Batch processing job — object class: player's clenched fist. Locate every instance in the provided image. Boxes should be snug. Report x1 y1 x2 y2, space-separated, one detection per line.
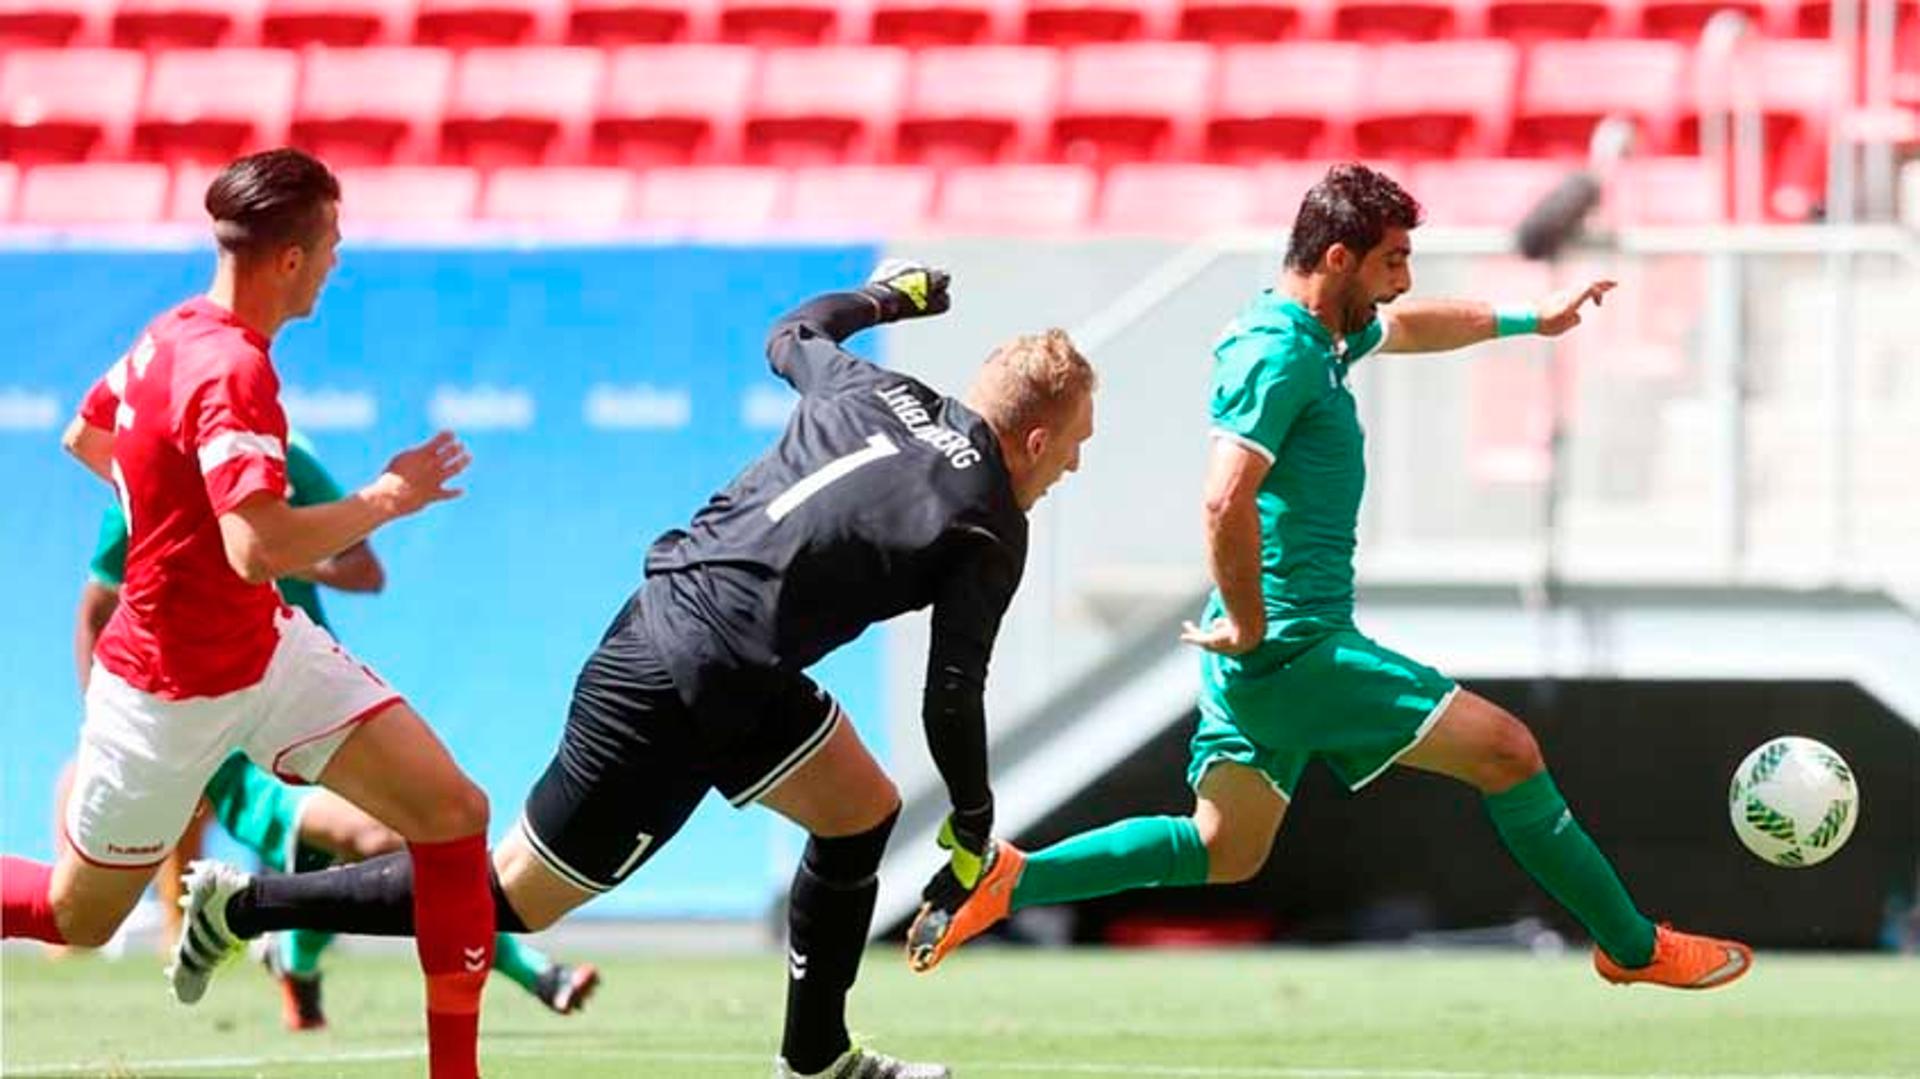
368 430 470 517
861 259 952 322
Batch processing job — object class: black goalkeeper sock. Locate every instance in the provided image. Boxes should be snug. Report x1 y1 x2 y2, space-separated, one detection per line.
225 851 528 939
781 807 898 1075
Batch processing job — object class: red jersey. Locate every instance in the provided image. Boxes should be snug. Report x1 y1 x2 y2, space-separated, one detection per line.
79 298 291 699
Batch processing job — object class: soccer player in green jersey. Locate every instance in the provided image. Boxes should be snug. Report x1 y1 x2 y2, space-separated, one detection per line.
67 433 600 1029
908 164 1754 991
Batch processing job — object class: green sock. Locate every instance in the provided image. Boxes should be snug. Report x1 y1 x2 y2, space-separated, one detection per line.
1485 771 1656 968
279 928 331 978
1011 816 1211 912
491 933 554 993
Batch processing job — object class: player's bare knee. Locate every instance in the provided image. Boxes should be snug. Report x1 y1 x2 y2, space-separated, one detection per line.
348 822 404 860
407 780 489 842
1482 721 1546 792
1204 836 1270 884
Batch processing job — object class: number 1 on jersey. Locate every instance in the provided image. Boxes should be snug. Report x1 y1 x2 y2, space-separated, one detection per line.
767 434 900 523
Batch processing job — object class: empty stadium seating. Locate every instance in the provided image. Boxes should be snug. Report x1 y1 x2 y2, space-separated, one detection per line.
0 0 116 48
135 48 298 164
631 164 784 229
742 45 908 163
0 48 144 164
787 163 938 229
896 45 1056 164
15 162 169 223
291 46 452 165
482 164 634 223
593 44 755 165
0 0 1898 232
439 46 603 166
336 163 482 222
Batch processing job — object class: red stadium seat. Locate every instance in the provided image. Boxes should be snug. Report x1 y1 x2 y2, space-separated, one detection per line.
260 0 416 45
593 45 755 166
292 47 453 166
569 0 715 43
335 165 481 224
1023 0 1180 45
869 0 1021 45
1511 40 1686 159
0 48 144 164
716 0 858 43
1789 0 1917 37
1098 163 1254 232
787 165 937 231
1683 39 1843 219
1050 43 1213 165
0 162 17 219
1483 0 1617 40
17 162 169 224
1410 158 1567 226
632 165 787 230
1632 0 1767 40
897 46 1057 165
1207 42 1366 162
1176 0 1318 43
744 46 909 165
1352 41 1519 160
0 0 115 47
168 162 221 221
1329 0 1463 41
135 49 297 166
1248 158 1338 223
441 47 603 167
112 0 264 47
481 166 634 225
935 164 1096 230
414 0 567 46
1608 155 1723 224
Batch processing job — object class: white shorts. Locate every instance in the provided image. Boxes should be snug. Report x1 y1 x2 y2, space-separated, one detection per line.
66 607 403 869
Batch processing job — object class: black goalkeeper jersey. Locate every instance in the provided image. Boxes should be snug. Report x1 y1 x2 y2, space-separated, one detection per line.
639 290 1026 813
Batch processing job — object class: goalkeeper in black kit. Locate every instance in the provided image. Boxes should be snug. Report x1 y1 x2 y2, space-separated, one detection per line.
174 262 1099 1079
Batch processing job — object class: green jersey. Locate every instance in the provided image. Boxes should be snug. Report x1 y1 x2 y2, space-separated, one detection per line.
89 432 346 632
1205 290 1388 642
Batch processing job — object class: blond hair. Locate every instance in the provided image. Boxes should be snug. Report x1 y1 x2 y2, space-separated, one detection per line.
970 329 1097 435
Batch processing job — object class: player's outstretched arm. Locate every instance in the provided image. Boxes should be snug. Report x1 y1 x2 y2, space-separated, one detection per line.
1381 280 1616 354
765 260 951 394
917 532 1016 901
217 431 468 585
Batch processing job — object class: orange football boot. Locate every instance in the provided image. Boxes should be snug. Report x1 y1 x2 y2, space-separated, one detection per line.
905 841 1025 974
1594 923 1753 990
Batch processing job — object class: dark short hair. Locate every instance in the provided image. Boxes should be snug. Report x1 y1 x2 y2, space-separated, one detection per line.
1283 164 1423 273
204 148 341 259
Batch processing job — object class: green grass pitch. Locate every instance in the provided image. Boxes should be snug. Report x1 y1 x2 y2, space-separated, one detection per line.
5 948 1918 1077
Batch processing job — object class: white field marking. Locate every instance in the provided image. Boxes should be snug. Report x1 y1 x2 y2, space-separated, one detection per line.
4 1045 1899 1079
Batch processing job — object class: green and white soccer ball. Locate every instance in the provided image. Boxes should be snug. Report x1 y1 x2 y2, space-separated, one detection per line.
1729 736 1859 867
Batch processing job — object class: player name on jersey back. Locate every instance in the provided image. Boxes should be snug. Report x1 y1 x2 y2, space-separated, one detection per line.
875 383 982 470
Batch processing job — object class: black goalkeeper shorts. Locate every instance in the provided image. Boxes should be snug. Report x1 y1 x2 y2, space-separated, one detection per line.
518 590 844 894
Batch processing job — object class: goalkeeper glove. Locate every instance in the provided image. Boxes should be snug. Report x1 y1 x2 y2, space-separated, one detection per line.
860 259 951 323
921 802 993 909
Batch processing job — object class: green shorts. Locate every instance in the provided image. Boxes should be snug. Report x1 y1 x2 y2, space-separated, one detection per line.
1188 628 1456 800
202 753 331 874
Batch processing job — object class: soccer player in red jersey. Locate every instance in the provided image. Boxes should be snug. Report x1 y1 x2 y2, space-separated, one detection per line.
0 149 495 1079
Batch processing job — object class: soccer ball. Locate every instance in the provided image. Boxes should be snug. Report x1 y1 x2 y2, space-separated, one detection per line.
1729 736 1859 867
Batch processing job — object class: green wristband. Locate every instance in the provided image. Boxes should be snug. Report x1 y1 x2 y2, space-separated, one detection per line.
1494 306 1539 337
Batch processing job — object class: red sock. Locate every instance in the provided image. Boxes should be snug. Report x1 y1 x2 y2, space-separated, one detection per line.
2 856 65 944
410 836 494 1079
